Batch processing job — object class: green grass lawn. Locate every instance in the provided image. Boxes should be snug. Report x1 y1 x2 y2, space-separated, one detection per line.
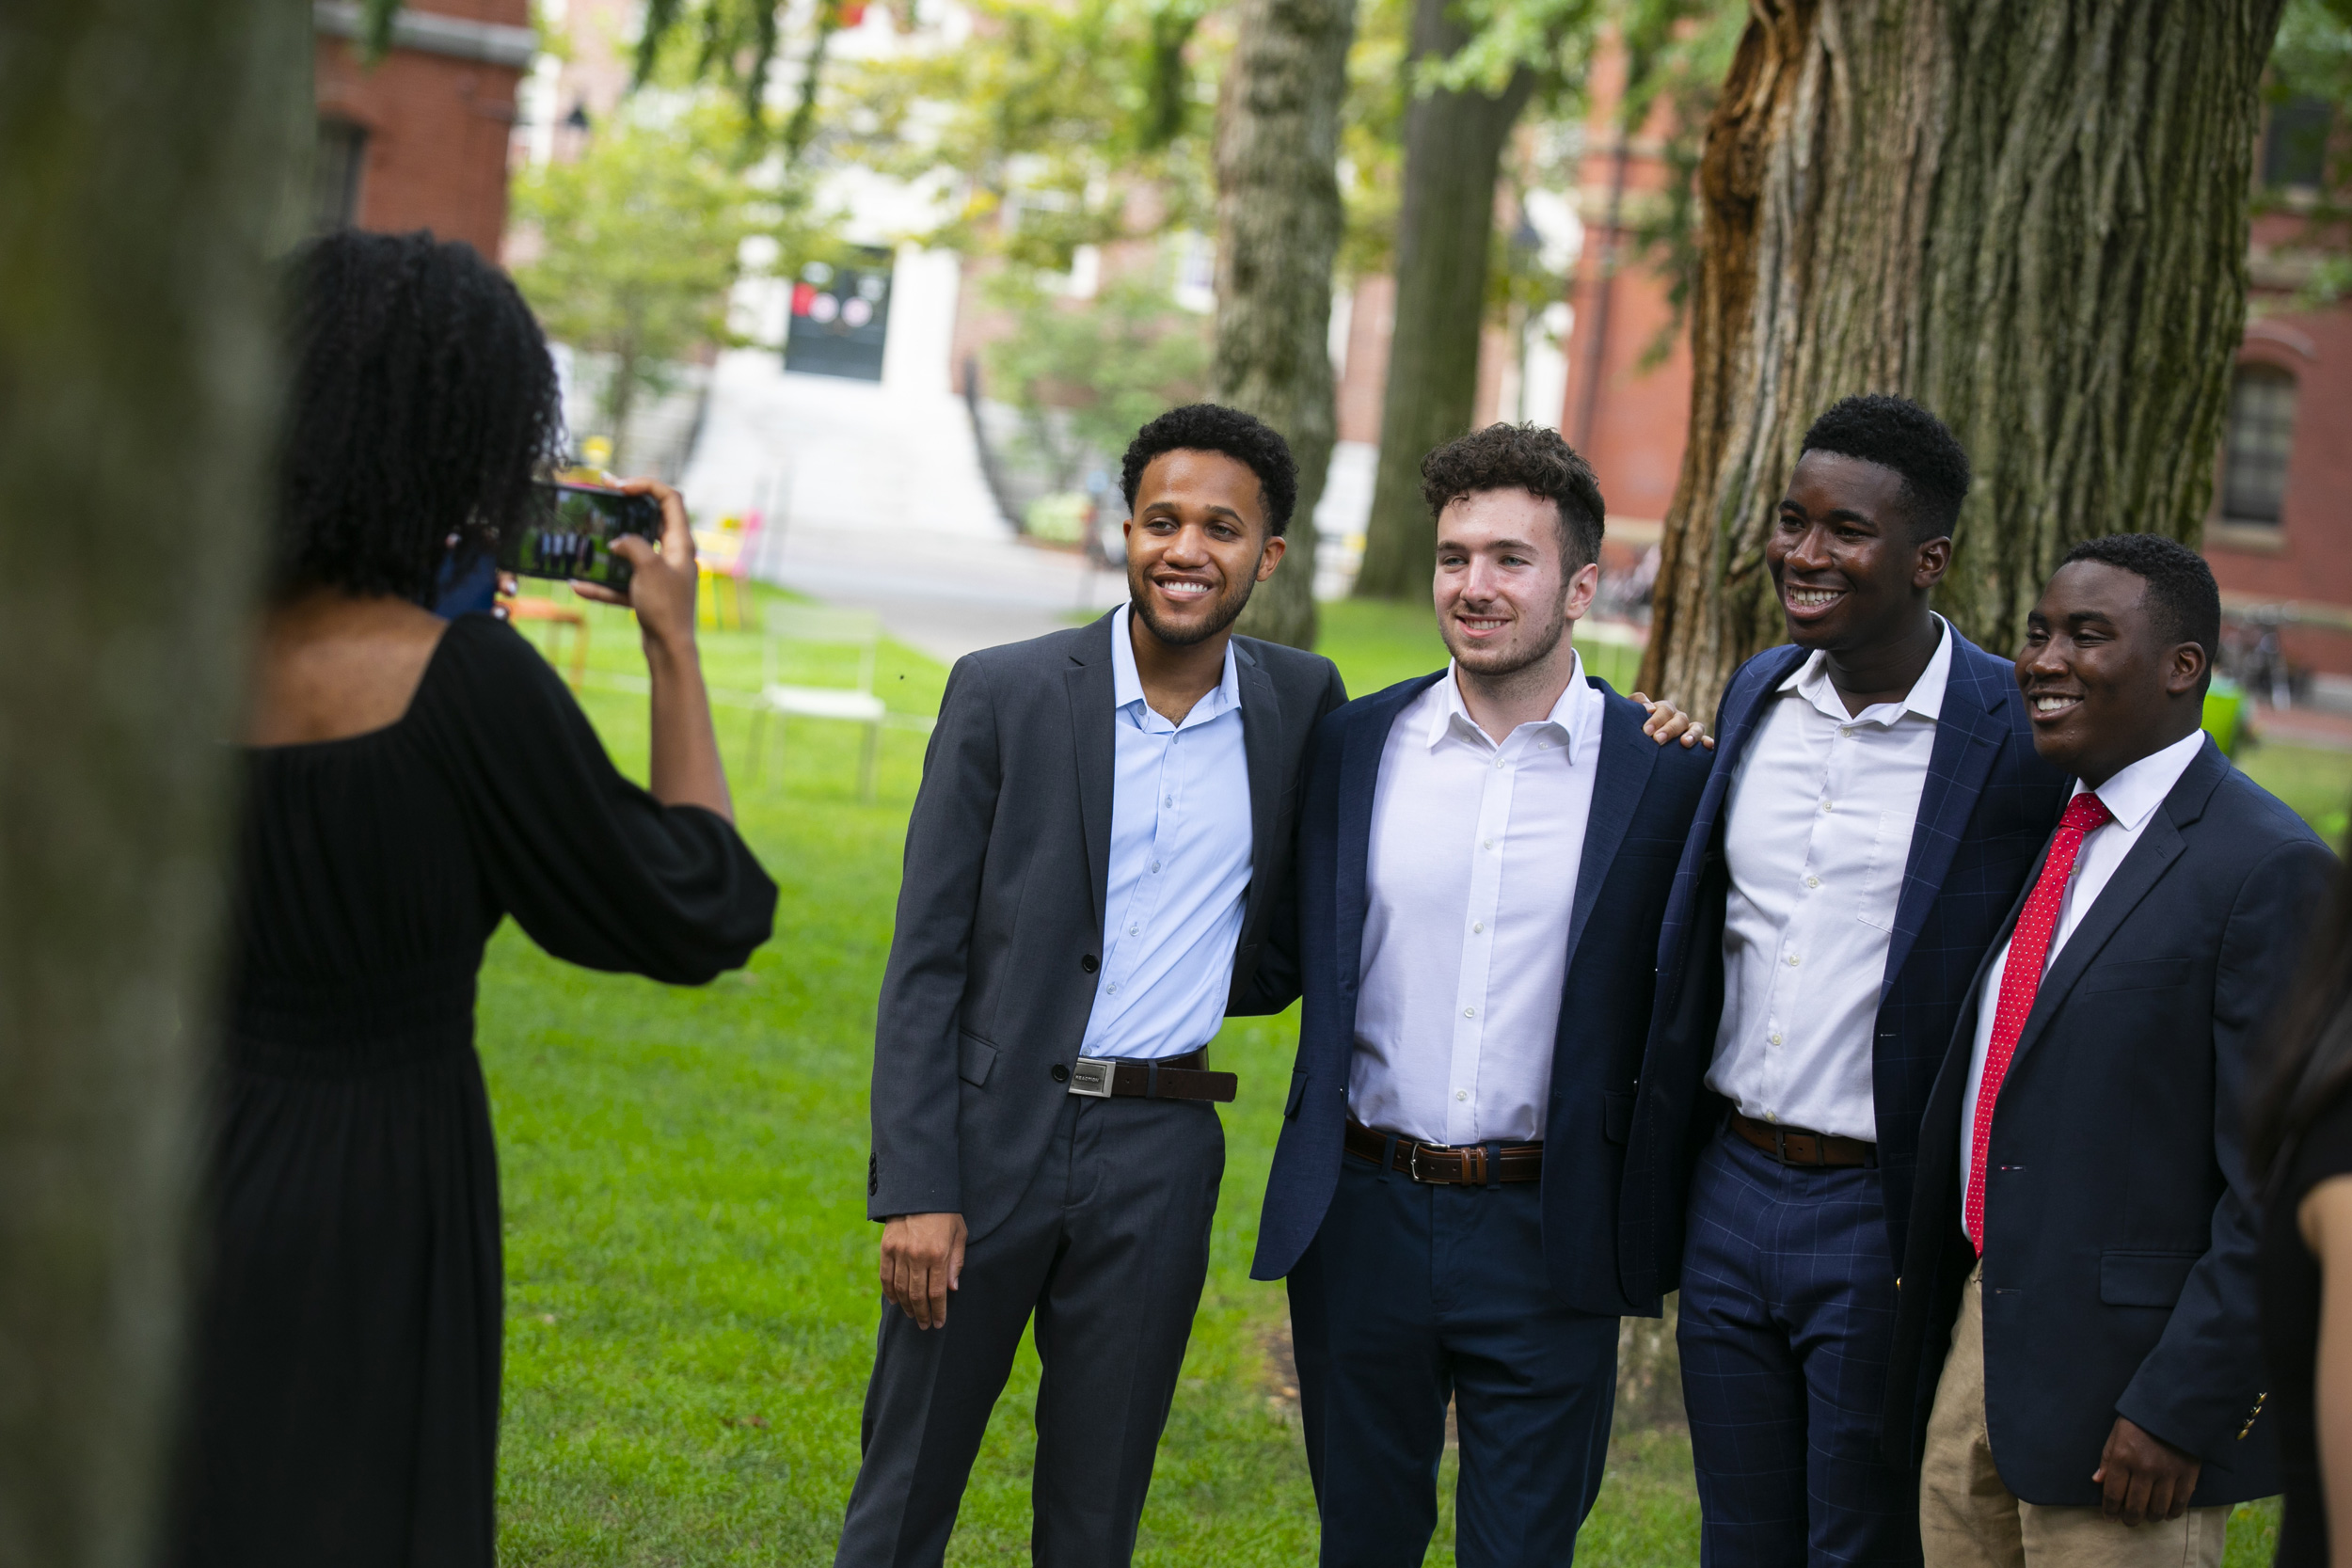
484 588 2322 1563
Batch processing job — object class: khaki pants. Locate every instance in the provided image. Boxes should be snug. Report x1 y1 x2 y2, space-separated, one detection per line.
1920 1267 2228 1568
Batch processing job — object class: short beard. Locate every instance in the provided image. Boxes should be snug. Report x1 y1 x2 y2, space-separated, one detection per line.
1131 568 1257 647
1447 597 1569 679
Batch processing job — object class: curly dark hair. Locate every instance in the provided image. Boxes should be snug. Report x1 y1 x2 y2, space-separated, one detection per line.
1799 394 1971 540
1119 404 1298 536
276 230 564 602
1419 423 1606 569
2058 531 2221 678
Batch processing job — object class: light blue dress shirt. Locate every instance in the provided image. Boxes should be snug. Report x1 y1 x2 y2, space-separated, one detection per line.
1077 603 1255 1061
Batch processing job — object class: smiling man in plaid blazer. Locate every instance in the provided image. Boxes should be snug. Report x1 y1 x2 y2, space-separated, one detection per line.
1620 397 2071 1566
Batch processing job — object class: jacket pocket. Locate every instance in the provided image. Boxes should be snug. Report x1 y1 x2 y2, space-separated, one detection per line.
2083 958 2196 994
958 1031 999 1088
2099 1249 2202 1307
1284 1069 1310 1120
1603 1090 1635 1145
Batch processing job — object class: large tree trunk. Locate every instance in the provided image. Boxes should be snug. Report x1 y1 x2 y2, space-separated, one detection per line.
1639 0 2286 715
1351 0 1534 601
0 3 302 1562
1213 0 1359 650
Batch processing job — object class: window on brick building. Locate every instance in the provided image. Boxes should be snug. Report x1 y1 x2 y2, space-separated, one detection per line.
2220 365 2297 527
2264 96 2332 191
312 119 368 233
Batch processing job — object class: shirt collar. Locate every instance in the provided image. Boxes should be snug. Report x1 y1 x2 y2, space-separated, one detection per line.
2073 727 2206 833
1778 613 1954 727
1110 601 1242 728
1426 648 1595 763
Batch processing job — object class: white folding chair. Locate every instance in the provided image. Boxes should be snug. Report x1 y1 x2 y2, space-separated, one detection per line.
747 607 896 801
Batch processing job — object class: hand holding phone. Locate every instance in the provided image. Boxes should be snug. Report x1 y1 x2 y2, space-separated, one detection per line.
566 478 697 652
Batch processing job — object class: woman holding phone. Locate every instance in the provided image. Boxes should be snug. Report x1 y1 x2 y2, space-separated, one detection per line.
167 230 775 1567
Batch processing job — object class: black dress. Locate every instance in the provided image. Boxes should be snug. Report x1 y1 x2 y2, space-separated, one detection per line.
167 614 775 1568
2261 1088 2352 1568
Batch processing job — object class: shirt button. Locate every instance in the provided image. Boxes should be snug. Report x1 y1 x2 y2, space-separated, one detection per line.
1455 1089 1469 1101
1165 796 1174 807
1107 983 1120 995
1463 1006 1476 1019
1805 876 1820 889
1150 861 1160 873
1820 800 1833 814
1127 924 1140 936
1770 1031 1784 1045
1787 954 1802 967
1482 838 1493 850
1472 921 1485 934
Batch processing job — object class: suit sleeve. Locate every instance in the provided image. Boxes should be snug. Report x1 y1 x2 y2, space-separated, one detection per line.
1228 659 1348 1018
2115 833 2337 1455
866 655 1003 1221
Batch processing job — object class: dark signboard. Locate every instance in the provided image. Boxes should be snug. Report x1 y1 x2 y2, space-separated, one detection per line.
785 245 893 382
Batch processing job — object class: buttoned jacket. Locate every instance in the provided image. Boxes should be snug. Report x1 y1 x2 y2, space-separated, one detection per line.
1250 671 1712 1315
1617 627 2071 1307
866 610 1346 1243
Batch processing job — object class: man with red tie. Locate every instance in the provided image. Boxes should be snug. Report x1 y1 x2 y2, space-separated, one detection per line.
1885 534 2334 1567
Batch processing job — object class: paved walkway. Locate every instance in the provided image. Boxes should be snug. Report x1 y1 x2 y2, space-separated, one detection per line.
679 350 1127 665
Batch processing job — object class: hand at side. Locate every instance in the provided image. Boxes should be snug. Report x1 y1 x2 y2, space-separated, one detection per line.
880 1212 968 1329
2092 1415 2201 1525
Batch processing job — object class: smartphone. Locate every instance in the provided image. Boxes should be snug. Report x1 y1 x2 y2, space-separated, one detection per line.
499 482 663 590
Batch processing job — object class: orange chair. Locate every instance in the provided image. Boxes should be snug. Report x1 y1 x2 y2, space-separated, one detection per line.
500 592 590 689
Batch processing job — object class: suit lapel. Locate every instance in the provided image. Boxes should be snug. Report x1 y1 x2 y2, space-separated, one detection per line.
1063 613 1119 932
2005 741 2227 1069
1565 689 1657 967
1236 642 1282 917
1336 673 1444 1001
1697 645 1808 841
1880 641 2006 995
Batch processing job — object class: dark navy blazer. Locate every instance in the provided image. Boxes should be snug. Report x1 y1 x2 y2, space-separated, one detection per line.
1885 738 2332 1505
1617 626 2072 1306
1250 672 1712 1316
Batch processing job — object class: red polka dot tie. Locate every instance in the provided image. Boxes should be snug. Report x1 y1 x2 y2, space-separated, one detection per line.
1964 790 2112 1255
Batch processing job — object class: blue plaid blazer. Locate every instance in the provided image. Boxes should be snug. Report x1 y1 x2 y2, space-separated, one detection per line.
1616 626 2070 1307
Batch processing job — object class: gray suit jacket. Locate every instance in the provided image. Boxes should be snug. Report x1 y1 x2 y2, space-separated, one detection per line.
866 610 1348 1241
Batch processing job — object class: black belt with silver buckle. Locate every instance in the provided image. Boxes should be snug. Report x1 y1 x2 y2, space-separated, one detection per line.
1065 1047 1236 1103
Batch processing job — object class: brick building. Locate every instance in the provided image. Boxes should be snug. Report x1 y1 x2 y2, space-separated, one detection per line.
2201 103 2352 686
311 0 535 255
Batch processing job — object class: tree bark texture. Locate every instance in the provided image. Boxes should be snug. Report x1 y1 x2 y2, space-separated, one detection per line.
1639 0 2287 715
1213 0 1359 649
0 3 303 1562
1352 0 1534 601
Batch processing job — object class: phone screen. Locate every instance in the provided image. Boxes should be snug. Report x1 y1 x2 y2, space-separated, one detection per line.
500 483 663 589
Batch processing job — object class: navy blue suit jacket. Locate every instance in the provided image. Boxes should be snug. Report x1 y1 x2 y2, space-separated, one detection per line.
1886 738 2332 1505
1618 626 2072 1305
1251 672 1712 1316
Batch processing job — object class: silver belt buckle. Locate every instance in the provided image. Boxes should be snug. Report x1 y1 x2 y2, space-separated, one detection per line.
1067 1057 1117 1098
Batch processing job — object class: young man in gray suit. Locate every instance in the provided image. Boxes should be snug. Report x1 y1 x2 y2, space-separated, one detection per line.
834 404 1347 1566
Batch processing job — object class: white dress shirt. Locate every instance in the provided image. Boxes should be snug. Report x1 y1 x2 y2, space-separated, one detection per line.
1077 603 1256 1061
1349 657 1602 1145
1705 618 1956 1142
1957 727 2207 1196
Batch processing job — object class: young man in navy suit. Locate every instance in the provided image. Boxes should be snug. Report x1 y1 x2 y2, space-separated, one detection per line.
1621 396 2072 1565
1253 424 1714 1566
1886 536 2332 1568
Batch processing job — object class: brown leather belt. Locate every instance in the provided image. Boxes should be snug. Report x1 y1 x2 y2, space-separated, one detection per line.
1343 1117 1543 1185
1731 1111 1877 1168
1066 1047 1236 1103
